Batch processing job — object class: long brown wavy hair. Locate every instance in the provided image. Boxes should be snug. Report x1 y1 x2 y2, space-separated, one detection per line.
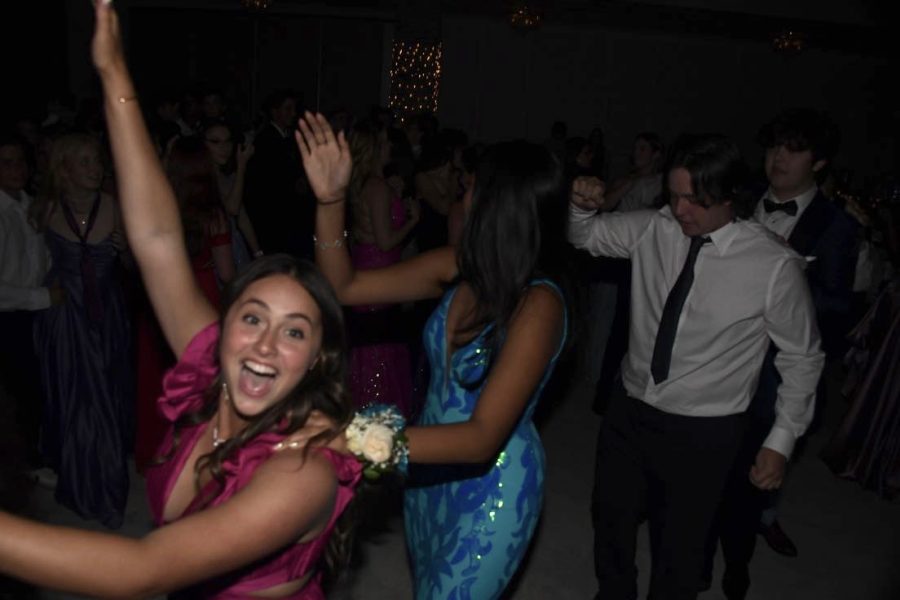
348 119 388 205
165 254 356 579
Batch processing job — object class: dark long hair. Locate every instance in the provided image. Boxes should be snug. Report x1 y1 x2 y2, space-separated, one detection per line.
168 254 354 576
456 140 568 384
165 135 225 256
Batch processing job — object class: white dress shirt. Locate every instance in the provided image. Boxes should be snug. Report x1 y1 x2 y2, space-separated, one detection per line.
569 204 824 458
754 185 818 240
0 188 51 311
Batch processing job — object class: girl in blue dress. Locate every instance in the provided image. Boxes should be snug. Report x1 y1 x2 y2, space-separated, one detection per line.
295 114 569 599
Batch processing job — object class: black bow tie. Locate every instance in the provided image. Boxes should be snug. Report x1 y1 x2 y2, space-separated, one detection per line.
763 198 798 216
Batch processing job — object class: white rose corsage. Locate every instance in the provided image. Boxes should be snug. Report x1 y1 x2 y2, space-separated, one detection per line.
346 404 409 480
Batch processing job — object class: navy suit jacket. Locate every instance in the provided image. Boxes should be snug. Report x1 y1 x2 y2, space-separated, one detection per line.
752 191 858 423
787 190 859 319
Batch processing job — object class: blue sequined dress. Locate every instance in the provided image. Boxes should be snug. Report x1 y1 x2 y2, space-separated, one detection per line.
404 280 567 600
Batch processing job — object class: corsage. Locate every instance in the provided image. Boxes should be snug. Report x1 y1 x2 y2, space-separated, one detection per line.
346 404 409 480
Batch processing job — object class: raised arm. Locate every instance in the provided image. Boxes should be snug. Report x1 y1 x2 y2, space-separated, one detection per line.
93 0 215 356
0 450 337 598
296 112 456 306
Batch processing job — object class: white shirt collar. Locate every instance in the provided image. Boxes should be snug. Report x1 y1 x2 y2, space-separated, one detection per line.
270 121 290 138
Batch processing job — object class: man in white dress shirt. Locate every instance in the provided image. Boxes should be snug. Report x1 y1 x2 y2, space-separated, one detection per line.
703 109 857 597
0 134 54 465
569 134 824 600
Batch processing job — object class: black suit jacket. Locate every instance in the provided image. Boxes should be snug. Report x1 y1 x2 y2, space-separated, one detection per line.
245 124 313 258
787 191 859 319
752 191 859 422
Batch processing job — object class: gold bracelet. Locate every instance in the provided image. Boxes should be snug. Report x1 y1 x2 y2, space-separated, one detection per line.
313 230 348 250
117 95 138 104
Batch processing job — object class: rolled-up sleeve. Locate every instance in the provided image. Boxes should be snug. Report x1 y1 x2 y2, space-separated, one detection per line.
763 256 825 458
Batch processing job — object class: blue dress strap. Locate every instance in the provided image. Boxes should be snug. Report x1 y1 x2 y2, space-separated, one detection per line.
527 278 568 361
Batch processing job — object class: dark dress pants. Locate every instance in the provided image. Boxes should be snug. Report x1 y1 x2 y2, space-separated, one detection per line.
592 395 746 600
0 311 42 463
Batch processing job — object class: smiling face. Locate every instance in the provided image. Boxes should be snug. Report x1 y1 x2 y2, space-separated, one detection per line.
633 138 659 173
204 124 234 168
62 141 104 194
219 274 323 420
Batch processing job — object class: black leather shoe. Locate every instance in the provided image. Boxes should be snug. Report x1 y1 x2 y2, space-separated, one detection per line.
722 565 750 600
758 519 798 557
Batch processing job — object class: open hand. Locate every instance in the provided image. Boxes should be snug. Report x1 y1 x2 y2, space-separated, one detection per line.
294 112 352 205
273 409 348 454
571 176 606 211
749 446 787 490
90 0 126 78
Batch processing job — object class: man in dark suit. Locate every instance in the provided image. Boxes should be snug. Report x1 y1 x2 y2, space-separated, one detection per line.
245 89 313 259
705 108 858 599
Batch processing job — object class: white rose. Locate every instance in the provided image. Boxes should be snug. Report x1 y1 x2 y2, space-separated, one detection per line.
361 424 394 464
346 423 364 454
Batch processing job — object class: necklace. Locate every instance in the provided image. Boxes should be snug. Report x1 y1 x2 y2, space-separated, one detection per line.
212 424 227 448
212 382 232 448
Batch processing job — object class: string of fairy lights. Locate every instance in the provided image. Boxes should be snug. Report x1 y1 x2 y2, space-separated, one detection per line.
388 40 443 123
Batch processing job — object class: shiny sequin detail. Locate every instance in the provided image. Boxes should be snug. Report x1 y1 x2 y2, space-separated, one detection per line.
404 280 567 600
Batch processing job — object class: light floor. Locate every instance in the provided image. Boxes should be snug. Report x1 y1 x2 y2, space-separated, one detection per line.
23 361 900 600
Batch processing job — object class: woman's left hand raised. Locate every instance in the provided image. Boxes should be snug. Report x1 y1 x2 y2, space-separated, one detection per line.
295 112 352 205
90 0 127 79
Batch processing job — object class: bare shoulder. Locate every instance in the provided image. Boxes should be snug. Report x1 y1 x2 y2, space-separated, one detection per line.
520 281 565 318
361 176 391 198
254 446 339 494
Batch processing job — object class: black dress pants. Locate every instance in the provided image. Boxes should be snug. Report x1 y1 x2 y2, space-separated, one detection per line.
592 396 746 600
0 311 42 463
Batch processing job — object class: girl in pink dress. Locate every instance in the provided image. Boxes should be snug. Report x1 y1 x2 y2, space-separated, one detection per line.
346 121 419 417
0 5 359 598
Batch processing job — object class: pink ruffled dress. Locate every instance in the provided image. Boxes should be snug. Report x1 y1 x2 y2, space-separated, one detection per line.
144 323 361 599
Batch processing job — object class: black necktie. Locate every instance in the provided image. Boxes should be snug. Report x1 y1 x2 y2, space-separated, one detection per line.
763 198 798 216
650 236 710 384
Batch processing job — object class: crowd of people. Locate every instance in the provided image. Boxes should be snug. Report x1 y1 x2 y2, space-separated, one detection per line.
0 2 898 599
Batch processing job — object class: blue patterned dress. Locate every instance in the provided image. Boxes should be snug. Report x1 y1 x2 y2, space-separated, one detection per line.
404 280 567 600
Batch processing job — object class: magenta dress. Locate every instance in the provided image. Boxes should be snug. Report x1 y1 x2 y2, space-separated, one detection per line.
348 195 414 417
144 323 361 599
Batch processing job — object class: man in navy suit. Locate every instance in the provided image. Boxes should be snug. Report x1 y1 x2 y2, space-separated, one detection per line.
705 108 858 599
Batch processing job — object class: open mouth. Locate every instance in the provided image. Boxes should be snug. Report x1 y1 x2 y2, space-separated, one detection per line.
238 360 278 397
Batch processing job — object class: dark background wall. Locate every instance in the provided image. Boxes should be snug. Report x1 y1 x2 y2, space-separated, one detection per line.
2 0 896 186
438 14 895 183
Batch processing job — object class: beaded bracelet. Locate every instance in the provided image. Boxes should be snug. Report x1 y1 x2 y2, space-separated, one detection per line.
346 404 409 480
313 230 348 250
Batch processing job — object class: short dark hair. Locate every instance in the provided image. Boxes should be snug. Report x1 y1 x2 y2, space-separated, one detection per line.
757 107 840 163
0 132 27 152
262 89 298 116
666 134 755 219
635 131 663 154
